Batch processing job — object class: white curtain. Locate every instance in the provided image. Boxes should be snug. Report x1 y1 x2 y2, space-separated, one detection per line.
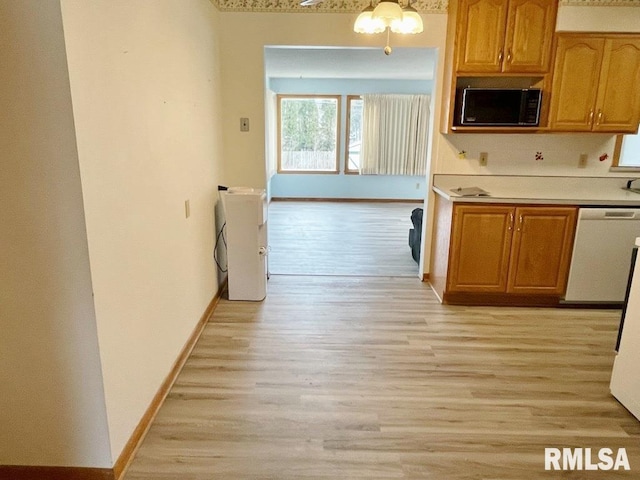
360 94 430 176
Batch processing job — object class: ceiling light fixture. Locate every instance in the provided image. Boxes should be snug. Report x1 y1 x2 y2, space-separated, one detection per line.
353 3 385 34
354 0 424 55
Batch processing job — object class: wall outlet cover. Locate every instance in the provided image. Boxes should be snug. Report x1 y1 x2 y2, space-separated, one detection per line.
578 154 588 168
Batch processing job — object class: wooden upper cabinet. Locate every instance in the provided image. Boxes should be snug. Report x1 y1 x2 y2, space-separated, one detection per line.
549 34 640 133
504 0 556 73
456 0 507 73
594 38 640 132
548 36 604 131
455 0 557 74
507 207 577 295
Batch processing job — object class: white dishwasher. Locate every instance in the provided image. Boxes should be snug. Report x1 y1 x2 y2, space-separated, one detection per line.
564 208 640 303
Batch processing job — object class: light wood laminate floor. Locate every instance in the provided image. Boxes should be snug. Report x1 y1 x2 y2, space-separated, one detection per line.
123 276 639 479
267 201 421 277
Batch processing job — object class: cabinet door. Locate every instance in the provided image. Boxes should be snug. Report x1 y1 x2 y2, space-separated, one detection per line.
456 0 508 73
507 207 577 295
548 36 604 131
448 205 513 293
593 38 640 133
503 0 556 73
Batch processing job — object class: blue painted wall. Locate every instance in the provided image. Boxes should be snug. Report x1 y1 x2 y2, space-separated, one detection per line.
267 77 432 200
270 173 426 199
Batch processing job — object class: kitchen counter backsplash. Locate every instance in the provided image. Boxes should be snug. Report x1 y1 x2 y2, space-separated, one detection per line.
433 174 640 206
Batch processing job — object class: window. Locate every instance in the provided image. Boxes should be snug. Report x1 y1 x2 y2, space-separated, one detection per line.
613 132 640 169
277 95 340 173
346 96 363 173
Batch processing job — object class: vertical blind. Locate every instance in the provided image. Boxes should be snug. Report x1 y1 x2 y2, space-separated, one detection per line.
360 94 430 176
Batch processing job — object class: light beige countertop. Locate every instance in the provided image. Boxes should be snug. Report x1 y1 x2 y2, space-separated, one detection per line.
432 174 640 206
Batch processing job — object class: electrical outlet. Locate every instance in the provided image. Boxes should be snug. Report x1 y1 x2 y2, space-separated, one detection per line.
185 199 190 219
578 153 588 168
240 117 250 132
479 152 488 166
416 182 421 190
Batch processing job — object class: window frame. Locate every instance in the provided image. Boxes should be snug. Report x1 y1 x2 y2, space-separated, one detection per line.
611 133 640 171
345 95 363 175
276 94 341 175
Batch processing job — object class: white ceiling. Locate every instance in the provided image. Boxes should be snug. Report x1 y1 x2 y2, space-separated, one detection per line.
264 46 437 80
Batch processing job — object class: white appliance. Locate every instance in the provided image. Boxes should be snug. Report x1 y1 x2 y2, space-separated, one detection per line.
564 208 640 303
223 187 268 301
610 238 640 421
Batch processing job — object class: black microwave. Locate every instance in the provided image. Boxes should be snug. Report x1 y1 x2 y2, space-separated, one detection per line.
455 88 542 127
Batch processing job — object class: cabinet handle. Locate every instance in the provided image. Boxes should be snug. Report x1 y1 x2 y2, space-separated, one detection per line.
517 214 523 232
597 110 603 125
508 212 514 231
498 50 503 63
506 49 512 63
589 109 594 125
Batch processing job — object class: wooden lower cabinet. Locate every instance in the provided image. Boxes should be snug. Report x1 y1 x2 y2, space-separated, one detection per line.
506 206 577 295
448 205 513 292
431 198 577 305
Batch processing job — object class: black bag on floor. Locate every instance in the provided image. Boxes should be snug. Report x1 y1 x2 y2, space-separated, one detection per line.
409 207 423 264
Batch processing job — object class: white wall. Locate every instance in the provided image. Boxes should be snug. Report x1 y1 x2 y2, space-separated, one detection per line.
436 134 619 175
557 5 640 32
0 0 111 467
60 0 225 463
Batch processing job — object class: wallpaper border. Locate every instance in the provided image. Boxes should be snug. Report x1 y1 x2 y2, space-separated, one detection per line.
210 0 640 14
